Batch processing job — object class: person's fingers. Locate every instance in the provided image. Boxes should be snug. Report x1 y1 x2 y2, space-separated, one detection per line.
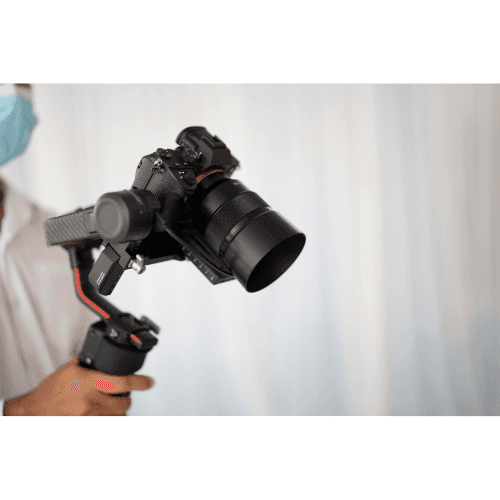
106 395 131 412
74 361 154 394
67 356 79 365
85 398 124 416
87 409 127 416
89 373 154 394
84 398 104 416
90 412 127 416
92 393 131 415
127 375 155 392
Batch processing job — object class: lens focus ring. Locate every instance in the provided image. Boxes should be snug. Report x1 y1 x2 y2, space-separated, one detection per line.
204 190 269 255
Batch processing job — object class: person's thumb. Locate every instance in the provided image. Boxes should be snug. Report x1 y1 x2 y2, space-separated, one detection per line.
127 375 155 391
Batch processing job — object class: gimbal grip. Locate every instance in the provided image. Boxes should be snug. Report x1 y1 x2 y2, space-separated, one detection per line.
45 207 97 246
76 320 150 400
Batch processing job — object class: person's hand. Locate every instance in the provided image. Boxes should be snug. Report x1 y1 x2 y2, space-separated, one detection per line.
3 356 155 416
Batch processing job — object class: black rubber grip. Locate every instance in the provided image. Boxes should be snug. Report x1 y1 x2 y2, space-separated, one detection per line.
45 208 96 246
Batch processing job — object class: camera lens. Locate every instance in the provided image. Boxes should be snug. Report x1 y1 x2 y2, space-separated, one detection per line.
191 172 306 292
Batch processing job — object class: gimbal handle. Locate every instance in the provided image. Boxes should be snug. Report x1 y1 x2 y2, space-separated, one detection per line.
62 239 160 397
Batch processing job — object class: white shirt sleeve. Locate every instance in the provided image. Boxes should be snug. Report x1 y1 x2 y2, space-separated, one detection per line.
1 182 97 409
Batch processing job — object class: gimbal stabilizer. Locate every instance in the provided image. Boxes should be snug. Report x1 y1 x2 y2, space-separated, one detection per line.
44 127 306 395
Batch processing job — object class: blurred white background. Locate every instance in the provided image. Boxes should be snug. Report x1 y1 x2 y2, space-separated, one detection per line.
2 84 499 415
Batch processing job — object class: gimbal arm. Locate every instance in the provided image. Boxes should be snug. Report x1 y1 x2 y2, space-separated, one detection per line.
62 238 160 386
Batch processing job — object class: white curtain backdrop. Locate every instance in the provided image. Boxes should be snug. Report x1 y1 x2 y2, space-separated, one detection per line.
2 84 499 415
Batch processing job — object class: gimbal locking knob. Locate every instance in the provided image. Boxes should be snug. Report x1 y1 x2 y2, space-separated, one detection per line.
129 254 146 274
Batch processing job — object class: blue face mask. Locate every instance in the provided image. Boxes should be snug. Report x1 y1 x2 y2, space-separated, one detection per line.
0 88 38 167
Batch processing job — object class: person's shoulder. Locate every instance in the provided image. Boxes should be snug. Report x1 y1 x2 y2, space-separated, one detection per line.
30 204 69 258
32 201 57 228
7 188 68 263
0 179 56 228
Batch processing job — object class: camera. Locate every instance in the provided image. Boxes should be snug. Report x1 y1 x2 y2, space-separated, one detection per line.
46 126 306 295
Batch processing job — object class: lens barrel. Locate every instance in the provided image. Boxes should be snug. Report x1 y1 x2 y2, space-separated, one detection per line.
191 173 306 292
